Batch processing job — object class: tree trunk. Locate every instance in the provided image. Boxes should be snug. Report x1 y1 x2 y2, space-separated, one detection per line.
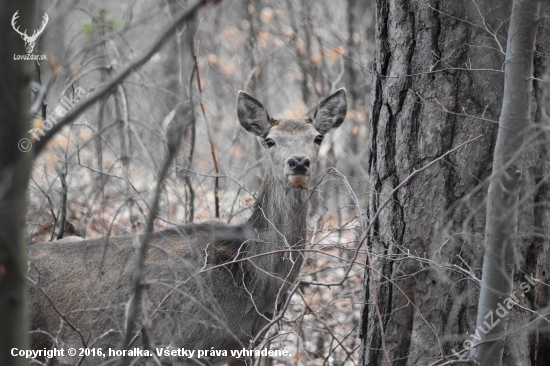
359 1 550 365
161 0 198 221
0 2 35 365
473 1 540 364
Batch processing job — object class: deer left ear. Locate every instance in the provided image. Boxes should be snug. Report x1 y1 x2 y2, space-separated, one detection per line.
237 91 272 137
313 88 347 135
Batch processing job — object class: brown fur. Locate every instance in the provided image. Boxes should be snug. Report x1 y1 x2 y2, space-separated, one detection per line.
270 119 311 133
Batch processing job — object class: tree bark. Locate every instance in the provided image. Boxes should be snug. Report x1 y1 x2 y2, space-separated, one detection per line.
359 1 549 365
0 2 35 365
473 1 540 364
162 0 199 222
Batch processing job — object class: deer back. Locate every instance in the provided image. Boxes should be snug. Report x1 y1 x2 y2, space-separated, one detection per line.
29 221 268 364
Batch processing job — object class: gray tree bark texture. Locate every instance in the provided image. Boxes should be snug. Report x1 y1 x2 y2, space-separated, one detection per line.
0 2 35 365
473 1 540 365
359 1 550 365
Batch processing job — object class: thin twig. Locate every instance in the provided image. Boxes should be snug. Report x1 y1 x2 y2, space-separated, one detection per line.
192 37 220 218
335 50 504 79
55 166 68 240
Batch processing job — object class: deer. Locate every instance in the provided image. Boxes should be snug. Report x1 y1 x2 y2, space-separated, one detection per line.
11 11 49 54
28 88 347 365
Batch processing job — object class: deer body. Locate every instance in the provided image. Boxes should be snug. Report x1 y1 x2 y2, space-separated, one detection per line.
29 89 347 365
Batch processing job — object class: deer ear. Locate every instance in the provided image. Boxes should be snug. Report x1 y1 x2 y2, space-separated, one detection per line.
313 88 347 134
237 91 271 137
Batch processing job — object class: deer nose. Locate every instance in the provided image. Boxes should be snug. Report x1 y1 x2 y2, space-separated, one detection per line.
288 156 311 174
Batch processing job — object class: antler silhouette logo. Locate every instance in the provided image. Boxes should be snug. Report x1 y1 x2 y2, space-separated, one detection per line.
12 11 49 54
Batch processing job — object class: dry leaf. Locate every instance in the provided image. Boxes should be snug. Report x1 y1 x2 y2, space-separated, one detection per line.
283 26 294 41
260 7 274 23
49 56 60 74
258 30 270 48
218 58 236 76
33 117 43 129
220 26 245 50
283 108 298 118
232 145 244 157
326 45 347 62
71 63 80 76
310 52 322 65
206 54 218 63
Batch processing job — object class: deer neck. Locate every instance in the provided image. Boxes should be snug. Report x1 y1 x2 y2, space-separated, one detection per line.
247 167 309 248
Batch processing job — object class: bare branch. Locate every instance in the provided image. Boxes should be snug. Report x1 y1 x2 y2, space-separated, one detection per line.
32 0 214 155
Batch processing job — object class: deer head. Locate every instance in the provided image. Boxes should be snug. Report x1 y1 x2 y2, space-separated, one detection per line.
12 11 49 54
237 88 347 190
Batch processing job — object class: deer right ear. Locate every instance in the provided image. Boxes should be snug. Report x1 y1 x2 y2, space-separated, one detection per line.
237 91 271 137
313 88 347 134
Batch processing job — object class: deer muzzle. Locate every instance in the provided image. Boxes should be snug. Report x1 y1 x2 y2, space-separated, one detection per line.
286 156 311 189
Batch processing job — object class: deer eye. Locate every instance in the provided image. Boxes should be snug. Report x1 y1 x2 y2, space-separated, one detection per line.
314 135 324 145
265 138 275 148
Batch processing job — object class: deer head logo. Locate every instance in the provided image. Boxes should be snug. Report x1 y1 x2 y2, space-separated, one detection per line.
12 11 49 54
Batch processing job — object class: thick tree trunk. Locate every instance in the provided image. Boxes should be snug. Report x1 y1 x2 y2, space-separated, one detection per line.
0 2 35 365
359 1 549 365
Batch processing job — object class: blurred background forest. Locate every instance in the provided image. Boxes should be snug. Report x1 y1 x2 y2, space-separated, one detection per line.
27 0 374 364
17 0 550 364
